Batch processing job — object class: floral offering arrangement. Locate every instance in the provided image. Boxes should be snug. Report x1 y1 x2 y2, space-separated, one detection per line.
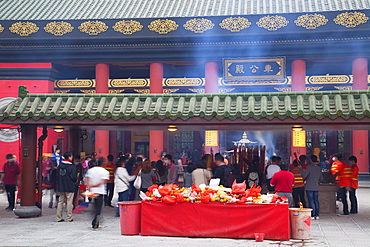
140 181 288 204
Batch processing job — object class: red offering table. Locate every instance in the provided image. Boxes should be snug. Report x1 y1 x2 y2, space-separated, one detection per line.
141 201 290 240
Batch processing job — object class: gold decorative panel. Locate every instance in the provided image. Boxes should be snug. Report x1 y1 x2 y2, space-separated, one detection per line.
184 18 214 33
274 87 291 92
257 15 289 31
164 78 204 87
110 79 149 87
219 17 251 32
108 89 125 94
55 80 96 88
224 57 285 80
334 86 352 91
44 21 74 36
134 89 150 94
163 89 179 94
307 75 351 84
219 88 235 93
148 19 178 34
189 88 205 93
54 90 71 93
78 21 108 35
334 12 369 28
294 14 328 29
189 88 235 93
80 90 96 94
306 86 324 91
113 20 143 35
0 24 4 33
9 22 39 36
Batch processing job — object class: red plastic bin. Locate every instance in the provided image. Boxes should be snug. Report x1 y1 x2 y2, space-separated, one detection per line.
118 201 142 235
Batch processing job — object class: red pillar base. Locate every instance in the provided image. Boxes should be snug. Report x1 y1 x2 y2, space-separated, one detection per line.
95 130 109 161
352 130 369 173
149 131 163 161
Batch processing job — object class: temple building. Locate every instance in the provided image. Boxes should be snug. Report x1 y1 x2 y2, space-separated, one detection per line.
0 0 369 216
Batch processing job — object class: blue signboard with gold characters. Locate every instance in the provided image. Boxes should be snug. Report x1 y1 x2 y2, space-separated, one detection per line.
223 57 285 80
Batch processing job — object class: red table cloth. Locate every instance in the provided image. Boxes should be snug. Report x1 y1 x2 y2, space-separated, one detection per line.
141 201 290 240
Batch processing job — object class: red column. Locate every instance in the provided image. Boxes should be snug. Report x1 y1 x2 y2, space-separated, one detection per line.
149 131 164 161
291 60 307 159
352 58 368 90
352 131 369 173
20 125 37 206
150 63 164 161
205 62 219 153
150 62 163 94
352 58 369 172
205 62 218 94
95 63 110 160
291 59 306 92
95 63 109 93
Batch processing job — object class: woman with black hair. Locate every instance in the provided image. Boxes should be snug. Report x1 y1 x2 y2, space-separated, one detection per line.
184 163 196 187
154 160 167 185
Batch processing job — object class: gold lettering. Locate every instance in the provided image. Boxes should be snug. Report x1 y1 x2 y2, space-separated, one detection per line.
250 65 259 73
264 64 273 73
235 65 245 73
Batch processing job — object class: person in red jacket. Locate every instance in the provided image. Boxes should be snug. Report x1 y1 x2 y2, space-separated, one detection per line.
0 154 20 211
348 156 358 214
331 153 352 216
270 161 294 207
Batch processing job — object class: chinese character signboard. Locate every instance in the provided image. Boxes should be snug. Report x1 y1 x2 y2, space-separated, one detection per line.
205 131 218 146
223 57 285 81
292 130 306 147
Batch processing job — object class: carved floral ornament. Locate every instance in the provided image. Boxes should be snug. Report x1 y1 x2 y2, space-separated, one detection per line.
148 19 178 34
334 12 369 28
184 18 214 33
219 17 251 32
9 21 39 36
78 21 108 35
44 21 74 36
294 14 328 29
256 15 289 31
2 12 370 38
113 20 143 35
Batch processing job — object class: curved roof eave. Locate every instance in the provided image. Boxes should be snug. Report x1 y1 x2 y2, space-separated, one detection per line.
0 0 369 21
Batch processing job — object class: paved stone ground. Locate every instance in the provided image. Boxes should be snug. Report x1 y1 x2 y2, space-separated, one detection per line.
0 177 369 247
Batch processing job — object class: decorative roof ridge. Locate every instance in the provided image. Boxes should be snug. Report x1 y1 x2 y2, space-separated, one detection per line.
19 89 370 99
3 87 369 123
1 0 369 21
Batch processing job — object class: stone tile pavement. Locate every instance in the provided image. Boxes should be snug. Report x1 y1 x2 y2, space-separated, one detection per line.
0 178 369 247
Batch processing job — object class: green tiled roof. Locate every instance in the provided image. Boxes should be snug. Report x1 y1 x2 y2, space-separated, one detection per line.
1 89 370 122
0 0 368 20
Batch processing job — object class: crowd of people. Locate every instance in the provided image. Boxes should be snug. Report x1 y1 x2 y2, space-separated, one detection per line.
267 153 359 219
0 148 361 229
48 151 181 229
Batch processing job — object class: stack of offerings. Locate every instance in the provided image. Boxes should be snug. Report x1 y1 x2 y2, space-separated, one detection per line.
140 180 288 204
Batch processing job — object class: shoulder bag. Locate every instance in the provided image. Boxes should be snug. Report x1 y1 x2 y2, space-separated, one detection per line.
133 169 142 189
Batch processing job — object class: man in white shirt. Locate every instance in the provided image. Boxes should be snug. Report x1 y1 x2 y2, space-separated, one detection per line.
266 156 281 193
86 163 109 230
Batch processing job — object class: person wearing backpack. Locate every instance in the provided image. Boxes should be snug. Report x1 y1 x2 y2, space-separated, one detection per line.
212 153 233 187
55 151 77 222
245 156 264 188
